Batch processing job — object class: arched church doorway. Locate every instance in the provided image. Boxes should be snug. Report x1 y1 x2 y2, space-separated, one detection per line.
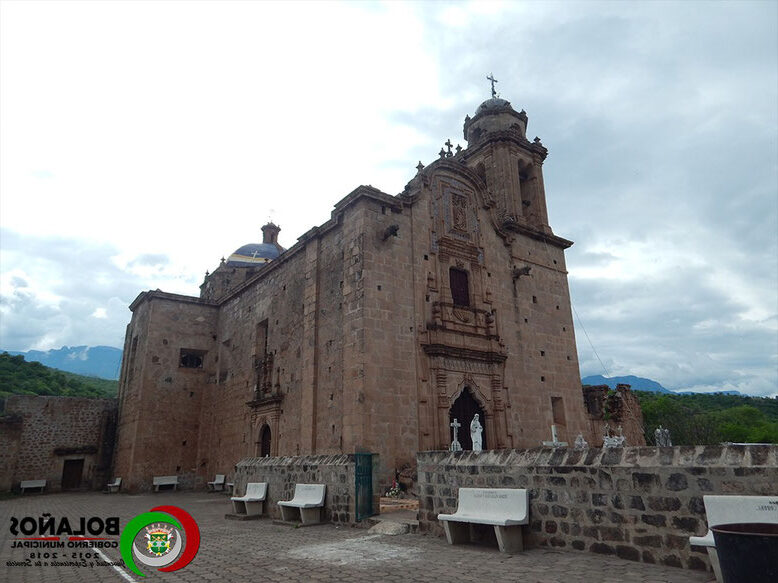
449 388 486 450
259 425 272 457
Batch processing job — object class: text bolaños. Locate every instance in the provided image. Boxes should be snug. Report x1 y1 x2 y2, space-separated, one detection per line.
10 514 120 537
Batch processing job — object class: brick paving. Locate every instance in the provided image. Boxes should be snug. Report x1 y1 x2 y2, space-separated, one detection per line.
1 492 713 583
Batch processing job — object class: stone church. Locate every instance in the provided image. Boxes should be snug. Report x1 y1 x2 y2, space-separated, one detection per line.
114 92 597 491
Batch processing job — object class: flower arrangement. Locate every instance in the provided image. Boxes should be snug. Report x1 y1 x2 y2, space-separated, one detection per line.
385 479 401 498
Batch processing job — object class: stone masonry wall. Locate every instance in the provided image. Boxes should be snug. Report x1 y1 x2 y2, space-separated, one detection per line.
113 294 219 492
417 445 778 572
0 414 23 491
233 454 380 525
2 396 117 492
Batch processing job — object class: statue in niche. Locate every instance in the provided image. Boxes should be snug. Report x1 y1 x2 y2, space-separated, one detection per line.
470 414 483 452
452 194 468 231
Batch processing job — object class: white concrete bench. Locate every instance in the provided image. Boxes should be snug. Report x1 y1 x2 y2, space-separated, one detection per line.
231 482 268 516
278 484 326 524
20 479 46 494
438 488 529 553
207 474 226 492
152 475 178 492
106 477 121 493
689 495 778 583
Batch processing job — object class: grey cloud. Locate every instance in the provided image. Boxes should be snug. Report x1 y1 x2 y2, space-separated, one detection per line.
1 3 775 397
570 270 777 396
571 251 619 269
129 253 170 267
0 229 150 351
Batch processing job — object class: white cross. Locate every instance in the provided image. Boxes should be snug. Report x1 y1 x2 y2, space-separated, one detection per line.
450 418 462 452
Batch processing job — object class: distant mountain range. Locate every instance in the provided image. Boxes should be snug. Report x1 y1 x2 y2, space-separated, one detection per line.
2 346 122 380
582 374 741 396
0 346 744 394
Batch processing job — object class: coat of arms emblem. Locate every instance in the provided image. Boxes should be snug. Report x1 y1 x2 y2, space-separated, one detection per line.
145 524 174 557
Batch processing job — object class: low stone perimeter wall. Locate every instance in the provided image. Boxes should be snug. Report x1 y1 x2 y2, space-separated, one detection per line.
1 395 117 492
417 445 778 572
233 454 380 525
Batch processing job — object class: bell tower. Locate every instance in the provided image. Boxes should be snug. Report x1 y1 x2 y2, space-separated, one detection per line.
462 95 552 235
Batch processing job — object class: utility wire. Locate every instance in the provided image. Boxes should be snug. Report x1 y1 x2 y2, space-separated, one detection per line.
571 301 611 379
538 235 611 379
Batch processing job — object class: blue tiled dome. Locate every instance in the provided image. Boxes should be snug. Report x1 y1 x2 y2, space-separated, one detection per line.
226 243 281 267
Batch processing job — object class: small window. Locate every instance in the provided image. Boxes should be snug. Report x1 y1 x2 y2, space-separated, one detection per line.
449 268 470 307
179 349 205 369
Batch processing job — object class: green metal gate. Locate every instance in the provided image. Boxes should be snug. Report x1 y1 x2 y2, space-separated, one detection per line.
354 453 375 521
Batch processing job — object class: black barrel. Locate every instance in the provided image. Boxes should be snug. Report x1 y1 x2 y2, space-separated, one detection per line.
711 523 778 583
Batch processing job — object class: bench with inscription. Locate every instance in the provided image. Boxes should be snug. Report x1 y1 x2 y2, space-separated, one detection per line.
437 488 529 553
20 479 46 494
278 484 326 524
231 482 268 516
152 475 178 492
106 477 121 493
207 474 226 492
689 495 778 583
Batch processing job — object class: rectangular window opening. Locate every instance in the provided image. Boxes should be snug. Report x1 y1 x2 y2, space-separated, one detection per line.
551 396 567 426
449 267 470 307
179 349 206 369
256 320 269 356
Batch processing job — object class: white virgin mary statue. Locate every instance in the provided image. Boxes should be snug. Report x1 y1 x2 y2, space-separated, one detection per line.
470 414 483 452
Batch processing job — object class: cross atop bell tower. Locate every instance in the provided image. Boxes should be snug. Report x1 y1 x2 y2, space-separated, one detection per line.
487 73 498 98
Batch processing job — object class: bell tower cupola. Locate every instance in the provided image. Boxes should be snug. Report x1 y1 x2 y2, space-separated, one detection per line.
462 76 551 234
463 97 528 146
261 222 280 245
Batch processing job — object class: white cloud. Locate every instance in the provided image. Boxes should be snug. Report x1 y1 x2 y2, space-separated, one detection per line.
1 1 776 396
91 308 108 319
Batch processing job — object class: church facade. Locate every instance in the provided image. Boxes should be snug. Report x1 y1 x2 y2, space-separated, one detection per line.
114 95 594 491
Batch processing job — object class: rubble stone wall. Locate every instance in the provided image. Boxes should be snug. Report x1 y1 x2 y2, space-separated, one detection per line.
233 454 381 525
2 396 117 492
417 445 778 572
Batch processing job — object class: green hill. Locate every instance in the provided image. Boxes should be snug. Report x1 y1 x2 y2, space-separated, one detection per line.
636 390 778 445
0 352 118 411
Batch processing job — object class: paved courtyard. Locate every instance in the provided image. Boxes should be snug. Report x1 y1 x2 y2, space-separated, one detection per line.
1 492 713 583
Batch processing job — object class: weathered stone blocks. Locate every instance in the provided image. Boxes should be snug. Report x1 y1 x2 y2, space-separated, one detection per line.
417 444 778 572
3 396 116 492
233 454 380 525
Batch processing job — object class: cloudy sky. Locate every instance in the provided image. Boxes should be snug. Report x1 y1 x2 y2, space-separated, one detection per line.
1 1 776 396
